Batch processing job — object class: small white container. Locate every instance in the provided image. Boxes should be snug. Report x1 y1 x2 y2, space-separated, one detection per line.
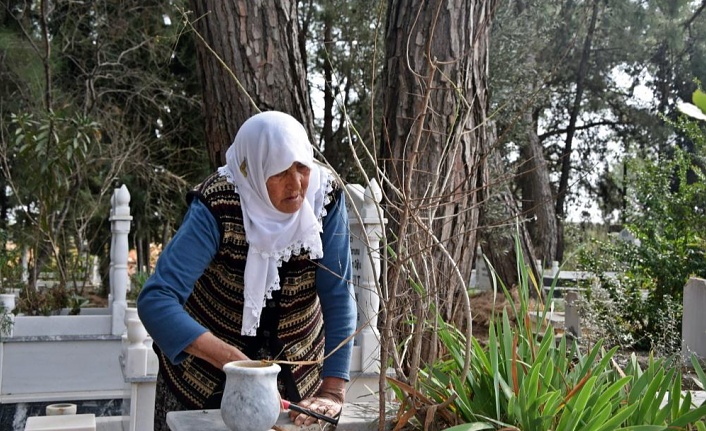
45 403 78 416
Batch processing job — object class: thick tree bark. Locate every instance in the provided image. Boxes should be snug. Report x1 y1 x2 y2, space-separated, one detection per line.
380 0 496 392
188 0 314 167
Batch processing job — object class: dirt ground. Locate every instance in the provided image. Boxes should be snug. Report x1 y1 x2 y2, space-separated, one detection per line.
468 288 525 339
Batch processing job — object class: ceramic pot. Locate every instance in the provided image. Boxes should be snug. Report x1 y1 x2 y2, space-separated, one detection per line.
46 403 77 416
220 360 281 431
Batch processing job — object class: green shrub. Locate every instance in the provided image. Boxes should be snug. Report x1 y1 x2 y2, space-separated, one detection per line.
577 113 706 353
16 285 71 316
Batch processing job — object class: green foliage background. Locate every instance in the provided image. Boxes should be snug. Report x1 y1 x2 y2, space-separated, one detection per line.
578 108 706 353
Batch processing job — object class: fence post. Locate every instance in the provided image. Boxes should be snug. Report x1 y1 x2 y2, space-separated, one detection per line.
346 180 386 374
110 184 132 336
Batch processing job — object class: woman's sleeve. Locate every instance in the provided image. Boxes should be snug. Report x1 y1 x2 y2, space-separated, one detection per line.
137 198 220 364
316 189 357 381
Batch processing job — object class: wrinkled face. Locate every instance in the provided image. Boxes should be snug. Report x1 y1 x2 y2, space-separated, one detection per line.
266 162 311 213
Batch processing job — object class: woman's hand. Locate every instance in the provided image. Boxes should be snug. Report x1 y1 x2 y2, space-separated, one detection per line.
184 332 249 369
289 377 345 426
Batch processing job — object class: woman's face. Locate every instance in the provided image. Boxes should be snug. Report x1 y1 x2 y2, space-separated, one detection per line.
266 162 311 213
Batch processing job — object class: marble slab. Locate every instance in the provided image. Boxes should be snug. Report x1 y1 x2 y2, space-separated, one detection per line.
24 413 96 431
167 410 320 431
167 402 387 431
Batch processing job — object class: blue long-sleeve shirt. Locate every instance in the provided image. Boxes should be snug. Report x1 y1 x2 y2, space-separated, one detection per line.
137 193 356 381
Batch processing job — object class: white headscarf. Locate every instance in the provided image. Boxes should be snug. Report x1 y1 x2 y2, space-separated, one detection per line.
217 111 332 336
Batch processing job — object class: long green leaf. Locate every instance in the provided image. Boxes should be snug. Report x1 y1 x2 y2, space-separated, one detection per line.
635 367 665 423
691 355 706 393
677 390 693 417
488 320 501 421
594 346 620 376
582 403 613 431
450 374 474 419
441 423 495 431
628 365 651 405
560 375 598 431
594 403 640 431
501 312 515 389
592 376 632 413
667 403 706 427
668 368 682 423
615 426 665 431
577 339 605 378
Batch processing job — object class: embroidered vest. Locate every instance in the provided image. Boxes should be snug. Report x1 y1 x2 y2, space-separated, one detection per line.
156 172 334 409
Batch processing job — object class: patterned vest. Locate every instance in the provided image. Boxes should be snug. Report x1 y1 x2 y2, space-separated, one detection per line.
156 172 336 409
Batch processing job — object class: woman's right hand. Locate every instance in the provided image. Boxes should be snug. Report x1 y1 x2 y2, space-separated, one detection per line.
185 332 249 369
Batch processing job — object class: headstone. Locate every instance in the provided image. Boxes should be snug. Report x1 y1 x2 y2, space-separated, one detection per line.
474 247 492 291
551 261 559 277
346 181 385 374
564 291 581 338
682 277 706 364
617 228 641 247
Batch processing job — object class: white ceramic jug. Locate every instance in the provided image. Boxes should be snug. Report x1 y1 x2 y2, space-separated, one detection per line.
220 360 282 431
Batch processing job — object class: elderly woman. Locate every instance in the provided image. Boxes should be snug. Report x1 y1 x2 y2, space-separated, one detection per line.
137 111 356 430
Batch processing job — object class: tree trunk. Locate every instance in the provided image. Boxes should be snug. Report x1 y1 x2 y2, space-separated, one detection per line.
480 139 540 293
508 0 559 265
519 106 558 265
188 0 314 167
555 0 601 260
380 0 496 402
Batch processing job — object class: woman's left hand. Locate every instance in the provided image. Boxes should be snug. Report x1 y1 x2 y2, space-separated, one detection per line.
289 377 345 426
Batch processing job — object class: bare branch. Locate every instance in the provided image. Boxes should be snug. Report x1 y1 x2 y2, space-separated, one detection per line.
683 0 706 29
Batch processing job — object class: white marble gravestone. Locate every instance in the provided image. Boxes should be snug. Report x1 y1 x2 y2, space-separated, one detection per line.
682 277 706 364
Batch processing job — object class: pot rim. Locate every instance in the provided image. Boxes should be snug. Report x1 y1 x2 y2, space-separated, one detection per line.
222 359 281 373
